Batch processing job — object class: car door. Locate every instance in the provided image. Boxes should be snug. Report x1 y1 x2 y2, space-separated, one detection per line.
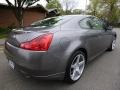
90 17 113 52
79 17 106 60
98 20 113 50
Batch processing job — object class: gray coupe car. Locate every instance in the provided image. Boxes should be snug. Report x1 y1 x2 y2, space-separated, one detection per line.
4 15 117 83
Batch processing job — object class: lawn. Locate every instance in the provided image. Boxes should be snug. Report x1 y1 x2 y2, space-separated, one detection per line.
0 34 8 39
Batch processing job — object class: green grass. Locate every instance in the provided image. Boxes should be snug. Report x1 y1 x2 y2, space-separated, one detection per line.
0 34 7 39
0 27 11 39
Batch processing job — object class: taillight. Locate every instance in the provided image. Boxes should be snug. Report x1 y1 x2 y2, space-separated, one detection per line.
20 33 53 51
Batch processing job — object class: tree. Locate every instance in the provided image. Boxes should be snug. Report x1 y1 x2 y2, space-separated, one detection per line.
72 9 83 14
87 0 100 16
101 0 120 24
46 0 79 15
46 0 63 15
5 0 48 27
62 0 78 14
87 0 120 25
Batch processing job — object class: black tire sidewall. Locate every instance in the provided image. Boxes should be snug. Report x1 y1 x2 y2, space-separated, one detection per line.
64 51 86 83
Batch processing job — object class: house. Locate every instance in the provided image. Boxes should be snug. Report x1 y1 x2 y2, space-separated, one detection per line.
0 3 48 28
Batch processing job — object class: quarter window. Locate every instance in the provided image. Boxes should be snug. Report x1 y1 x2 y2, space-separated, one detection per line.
79 18 92 29
89 18 104 30
79 17 104 30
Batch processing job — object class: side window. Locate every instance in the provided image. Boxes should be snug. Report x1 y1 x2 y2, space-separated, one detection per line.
89 17 104 30
79 18 92 29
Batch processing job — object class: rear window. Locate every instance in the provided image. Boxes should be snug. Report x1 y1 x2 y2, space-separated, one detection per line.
31 16 63 28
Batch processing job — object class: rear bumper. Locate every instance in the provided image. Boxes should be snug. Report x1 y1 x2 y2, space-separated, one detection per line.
4 42 65 79
14 62 64 80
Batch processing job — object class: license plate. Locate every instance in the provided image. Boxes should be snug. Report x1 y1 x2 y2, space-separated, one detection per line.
8 60 15 70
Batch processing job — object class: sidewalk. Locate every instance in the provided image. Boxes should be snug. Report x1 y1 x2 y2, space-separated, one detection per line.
0 39 5 46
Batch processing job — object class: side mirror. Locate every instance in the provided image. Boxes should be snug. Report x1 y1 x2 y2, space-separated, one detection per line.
107 26 113 30
101 19 113 31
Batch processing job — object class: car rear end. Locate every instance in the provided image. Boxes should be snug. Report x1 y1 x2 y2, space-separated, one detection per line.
4 28 65 79
4 15 78 80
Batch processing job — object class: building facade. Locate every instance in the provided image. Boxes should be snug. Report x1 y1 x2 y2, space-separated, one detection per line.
0 4 48 28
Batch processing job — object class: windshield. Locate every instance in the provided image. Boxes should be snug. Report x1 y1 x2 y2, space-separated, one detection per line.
31 16 63 28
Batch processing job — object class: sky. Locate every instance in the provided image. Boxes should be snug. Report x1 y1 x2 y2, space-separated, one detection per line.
0 0 90 10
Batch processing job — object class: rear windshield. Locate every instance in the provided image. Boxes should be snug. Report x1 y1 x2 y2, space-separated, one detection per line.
31 16 63 28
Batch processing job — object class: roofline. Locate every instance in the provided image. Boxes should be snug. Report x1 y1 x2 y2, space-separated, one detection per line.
28 4 48 13
0 3 48 13
61 14 93 17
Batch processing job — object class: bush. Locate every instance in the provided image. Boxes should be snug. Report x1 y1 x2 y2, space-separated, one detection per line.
0 27 12 34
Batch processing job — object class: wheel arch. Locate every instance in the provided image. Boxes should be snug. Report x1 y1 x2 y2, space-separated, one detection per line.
114 34 117 39
64 47 87 82
67 47 88 64
76 48 88 63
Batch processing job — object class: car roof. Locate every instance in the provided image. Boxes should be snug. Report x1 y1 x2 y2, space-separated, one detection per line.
61 15 93 19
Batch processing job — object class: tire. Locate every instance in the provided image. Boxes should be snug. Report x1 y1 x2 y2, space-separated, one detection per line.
64 51 86 83
107 39 116 51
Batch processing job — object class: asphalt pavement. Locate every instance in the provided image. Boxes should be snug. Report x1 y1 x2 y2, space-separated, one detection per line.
0 28 120 90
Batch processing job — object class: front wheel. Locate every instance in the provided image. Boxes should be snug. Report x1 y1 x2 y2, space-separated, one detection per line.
64 51 86 83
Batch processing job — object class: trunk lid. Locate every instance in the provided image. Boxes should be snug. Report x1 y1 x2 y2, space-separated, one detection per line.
6 27 52 47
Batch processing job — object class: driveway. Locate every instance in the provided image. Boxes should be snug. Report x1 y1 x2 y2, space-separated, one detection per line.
0 28 120 90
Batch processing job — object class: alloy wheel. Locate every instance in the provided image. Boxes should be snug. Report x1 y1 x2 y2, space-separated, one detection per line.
112 40 116 50
70 54 85 81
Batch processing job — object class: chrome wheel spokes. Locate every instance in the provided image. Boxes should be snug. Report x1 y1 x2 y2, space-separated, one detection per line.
70 54 85 81
112 40 116 50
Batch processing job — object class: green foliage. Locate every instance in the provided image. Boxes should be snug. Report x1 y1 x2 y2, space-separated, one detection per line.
46 0 78 15
0 27 12 39
87 0 120 26
0 34 7 39
46 0 63 13
72 9 84 14
0 27 11 34
87 0 100 16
